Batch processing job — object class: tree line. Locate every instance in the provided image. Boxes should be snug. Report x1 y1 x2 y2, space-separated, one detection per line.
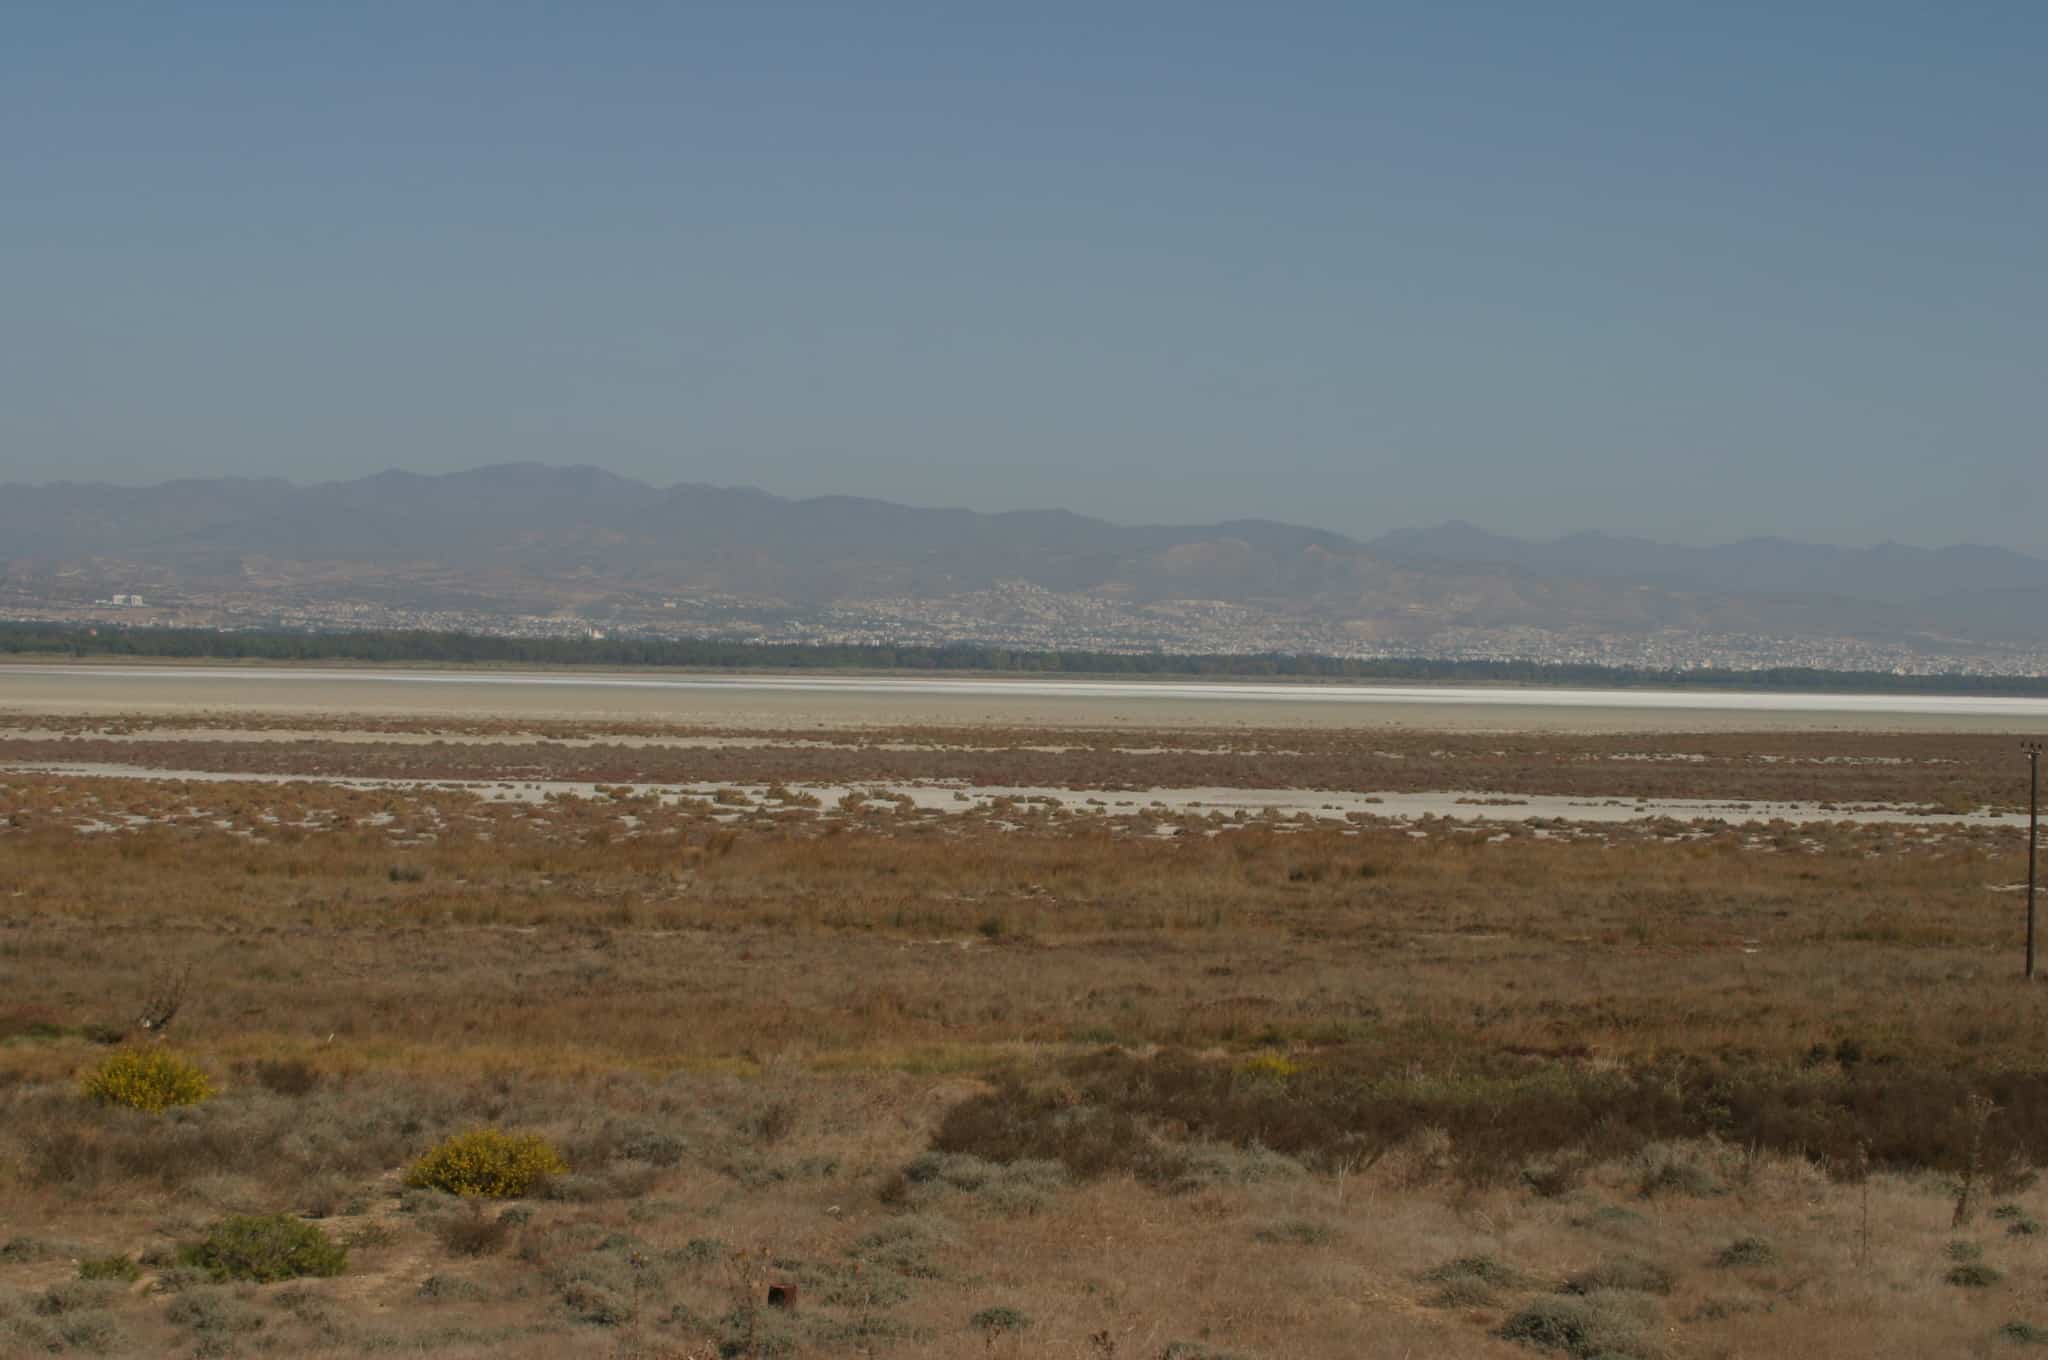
2 621 2045 695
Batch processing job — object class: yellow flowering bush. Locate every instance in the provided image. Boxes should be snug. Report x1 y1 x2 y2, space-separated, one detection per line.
405 1128 567 1198
1238 1051 1301 1083
80 1048 214 1113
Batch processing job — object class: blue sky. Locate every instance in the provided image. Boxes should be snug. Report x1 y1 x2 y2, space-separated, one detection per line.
5 2 2044 550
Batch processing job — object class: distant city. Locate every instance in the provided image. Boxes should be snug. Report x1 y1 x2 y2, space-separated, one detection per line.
9 578 2047 678
6 466 2046 679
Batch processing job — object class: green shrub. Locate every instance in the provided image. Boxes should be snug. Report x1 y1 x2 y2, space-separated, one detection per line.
77 1255 141 1282
882 1151 1069 1215
1560 1254 1673 1296
1713 1237 1777 1268
848 1221 953 1280
1427 1276 1501 1309
618 1128 686 1168
1949 1263 2004 1288
1999 1320 2048 1345
178 1215 347 1283
1498 1293 1651 1357
1424 1255 1529 1289
672 1237 724 1268
1571 1204 1648 1235
561 1278 633 1326
1690 1296 1763 1322
1252 1218 1333 1246
1 1237 53 1263
971 1305 1032 1334
79 1049 213 1113
407 1128 568 1198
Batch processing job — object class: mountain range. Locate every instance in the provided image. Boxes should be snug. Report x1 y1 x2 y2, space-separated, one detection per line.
4 464 2046 653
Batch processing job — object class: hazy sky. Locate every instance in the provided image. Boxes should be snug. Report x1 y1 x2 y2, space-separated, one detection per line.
5 3 2044 551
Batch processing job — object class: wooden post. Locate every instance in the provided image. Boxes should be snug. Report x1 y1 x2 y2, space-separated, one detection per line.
2028 742 2041 981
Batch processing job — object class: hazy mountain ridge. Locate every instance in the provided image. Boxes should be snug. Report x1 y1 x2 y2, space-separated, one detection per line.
4 464 2045 649
1368 521 2048 603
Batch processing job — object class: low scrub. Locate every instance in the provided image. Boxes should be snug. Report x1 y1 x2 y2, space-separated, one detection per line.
247 1057 321 1096
1499 1292 1655 1358
1428 1276 1502 1309
1714 1237 1776 1268
1423 1254 1527 1309
407 1128 568 1198
178 1214 347 1283
1522 1154 1591 1199
434 1203 514 1257
79 1048 213 1113
880 1150 1069 1216
76 1255 140 1282
32 1279 121 1317
1637 1156 1719 1200
165 1288 266 1336
1253 1218 1334 1246
927 1047 2048 1187
1424 1255 1528 1289
971 1305 1032 1334
1949 1263 2004 1288
1561 1254 1673 1296
847 1220 954 1281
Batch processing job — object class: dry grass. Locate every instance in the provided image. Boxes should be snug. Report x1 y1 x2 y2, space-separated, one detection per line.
0 767 2033 1070
2 717 2046 1357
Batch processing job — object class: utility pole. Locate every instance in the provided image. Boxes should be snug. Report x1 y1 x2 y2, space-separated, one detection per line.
2027 741 2042 981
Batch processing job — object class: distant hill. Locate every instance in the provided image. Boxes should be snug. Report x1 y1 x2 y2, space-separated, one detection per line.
1369 521 2048 603
3 463 2046 650
1366 521 2048 643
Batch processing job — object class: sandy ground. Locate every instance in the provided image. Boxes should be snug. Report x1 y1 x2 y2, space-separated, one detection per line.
4 663 2046 732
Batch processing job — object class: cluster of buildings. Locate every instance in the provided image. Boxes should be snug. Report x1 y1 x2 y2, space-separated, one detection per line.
7 578 2048 677
1408 626 2048 676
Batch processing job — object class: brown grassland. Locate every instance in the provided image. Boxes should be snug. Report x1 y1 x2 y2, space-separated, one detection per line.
3 715 2048 1358
0 713 2030 809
